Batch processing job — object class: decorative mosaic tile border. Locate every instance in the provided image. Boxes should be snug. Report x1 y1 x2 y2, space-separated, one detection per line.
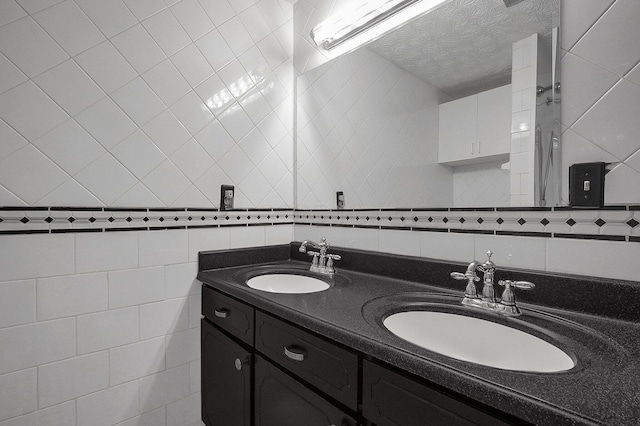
295 206 640 243
0 207 294 235
2 206 639 242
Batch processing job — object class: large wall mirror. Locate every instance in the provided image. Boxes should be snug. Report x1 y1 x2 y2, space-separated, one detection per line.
295 0 560 209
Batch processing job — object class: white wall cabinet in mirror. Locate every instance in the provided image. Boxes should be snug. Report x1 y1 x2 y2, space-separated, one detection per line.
438 85 512 166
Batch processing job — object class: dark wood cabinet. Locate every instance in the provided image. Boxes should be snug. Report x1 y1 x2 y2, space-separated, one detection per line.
362 360 513 426
255 311 359 411
254 354 357 426
202 284 254 346
201 319 252 426
202 284 517 426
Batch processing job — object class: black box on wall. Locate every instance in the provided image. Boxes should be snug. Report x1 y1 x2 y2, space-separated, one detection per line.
569 162 605 208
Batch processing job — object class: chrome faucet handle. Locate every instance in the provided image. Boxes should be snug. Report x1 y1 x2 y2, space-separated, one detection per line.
498 280 535 291
306 250 320 265
497 280 535 315
326 254 341 273
451 271 478 282
450 272 480 302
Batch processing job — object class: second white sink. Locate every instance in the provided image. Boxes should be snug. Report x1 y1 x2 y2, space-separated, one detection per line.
384 311 575 372
247 273 330 294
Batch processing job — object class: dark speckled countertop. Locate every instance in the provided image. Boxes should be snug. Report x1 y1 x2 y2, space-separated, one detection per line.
197 244 640 426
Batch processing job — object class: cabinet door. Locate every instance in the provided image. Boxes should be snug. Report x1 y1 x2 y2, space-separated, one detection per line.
201 319 252 426
438 95 477 164
362 360 514 426
476 85 511 159
255 311 359 411
255 355 357 426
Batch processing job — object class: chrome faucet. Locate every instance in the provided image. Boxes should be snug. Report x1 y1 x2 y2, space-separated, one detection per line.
299 237 341 276
450 251 534 316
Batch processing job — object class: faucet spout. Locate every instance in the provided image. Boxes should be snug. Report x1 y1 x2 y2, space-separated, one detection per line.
298 238 339 276
465 261 479 279
298 240 318 253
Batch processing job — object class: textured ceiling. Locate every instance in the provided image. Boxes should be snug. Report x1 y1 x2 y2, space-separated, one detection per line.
367 0 558 99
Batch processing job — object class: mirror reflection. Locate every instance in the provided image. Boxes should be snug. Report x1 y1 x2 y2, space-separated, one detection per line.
296 0 559 209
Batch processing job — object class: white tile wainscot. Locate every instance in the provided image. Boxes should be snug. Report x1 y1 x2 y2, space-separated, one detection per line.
0 224 292 426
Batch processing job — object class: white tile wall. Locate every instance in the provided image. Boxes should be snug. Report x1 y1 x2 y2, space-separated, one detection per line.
0 279 35 328
0 368 37 422
295 224 640 282
139 299 189 340
108 267 165 309
0 400 76 426
0 225 293 425
37 273 108 320
116 407 166 426
1 2 639 426
0 0 294 208
0 318 76 375
38 351 110 407
109 337 166 386
139 364 191 413
509 34 538 207
76 380 140 426
297 46 453 208
77 307 140 354
452 161 510 207
561 0 640 204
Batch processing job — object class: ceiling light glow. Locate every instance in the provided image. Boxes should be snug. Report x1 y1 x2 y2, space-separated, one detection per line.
311 0 449 52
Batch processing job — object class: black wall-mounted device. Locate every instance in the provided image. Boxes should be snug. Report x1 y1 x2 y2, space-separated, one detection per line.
336 191 344 209
220 185 234 210
569 162 605 208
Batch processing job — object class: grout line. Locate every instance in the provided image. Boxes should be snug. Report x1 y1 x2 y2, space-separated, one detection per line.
563 0 618 53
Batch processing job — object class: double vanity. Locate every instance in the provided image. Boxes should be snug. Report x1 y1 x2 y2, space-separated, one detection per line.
197 241 640 425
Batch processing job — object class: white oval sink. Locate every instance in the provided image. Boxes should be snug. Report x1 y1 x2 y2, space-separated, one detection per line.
384 311 575 372
247 274 330 294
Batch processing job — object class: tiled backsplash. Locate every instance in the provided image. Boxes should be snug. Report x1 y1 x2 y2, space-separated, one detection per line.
293 205 640 282
0 0 294 209
561 0 640 204
295 206 640 242
0 206 293 234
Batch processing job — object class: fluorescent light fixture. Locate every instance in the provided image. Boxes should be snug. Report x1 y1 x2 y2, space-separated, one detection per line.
310 0 449 52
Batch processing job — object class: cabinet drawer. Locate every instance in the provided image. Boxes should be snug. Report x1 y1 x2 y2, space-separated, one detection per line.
362 360 513 426
255 355 357 426
202 285 254 346
255 311 358 411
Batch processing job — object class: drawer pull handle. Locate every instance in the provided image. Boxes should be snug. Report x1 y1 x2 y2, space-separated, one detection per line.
214 308 229 318
284 346 306 362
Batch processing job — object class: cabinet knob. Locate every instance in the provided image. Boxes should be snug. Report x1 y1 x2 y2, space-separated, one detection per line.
284 345 306 362
234 357 250 371
214 308 229 318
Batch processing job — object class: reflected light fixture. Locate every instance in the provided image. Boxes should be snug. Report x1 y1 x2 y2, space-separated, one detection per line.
310 0 449 52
